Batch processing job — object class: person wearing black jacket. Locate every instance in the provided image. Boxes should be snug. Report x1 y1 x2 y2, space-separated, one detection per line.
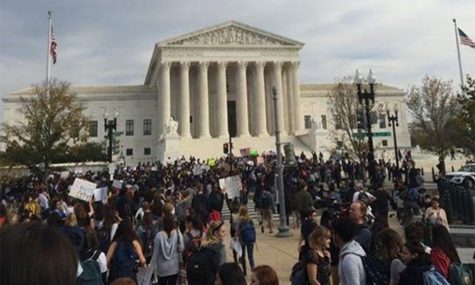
399 242 432 285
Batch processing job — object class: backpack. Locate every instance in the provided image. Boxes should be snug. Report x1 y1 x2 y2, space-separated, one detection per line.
260 192 273 209
186 246 219 285
341 253 389 285
423 267 451 285
239 220 256 243
77 250 103 285
448 263 473 285
141 226 155 258
361 255 390 285
290 260 308 285
109 241 138 281
184 232 202 262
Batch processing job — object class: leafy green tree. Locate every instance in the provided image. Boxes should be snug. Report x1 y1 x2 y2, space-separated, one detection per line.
405 76 460 175
455 75 475 158
1 80 90 172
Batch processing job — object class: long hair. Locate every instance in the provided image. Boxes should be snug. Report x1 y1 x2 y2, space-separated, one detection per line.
431 224 460 264
238 205 251 222
375 228 404 260
113 220 139 243
202 220 224 246
308 226 331 250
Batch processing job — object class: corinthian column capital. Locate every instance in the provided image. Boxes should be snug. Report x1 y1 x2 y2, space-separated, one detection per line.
179 61 190 70
255 61 265 71
199 61 209 70
160 61 171 70
238 61 248 70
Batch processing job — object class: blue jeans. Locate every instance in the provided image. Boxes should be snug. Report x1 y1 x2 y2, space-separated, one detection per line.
240 242 255 275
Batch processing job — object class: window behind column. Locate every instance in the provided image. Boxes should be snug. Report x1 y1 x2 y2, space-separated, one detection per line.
304 115 311 129
321 115 327 129
126 120 134 136
379 115 386 128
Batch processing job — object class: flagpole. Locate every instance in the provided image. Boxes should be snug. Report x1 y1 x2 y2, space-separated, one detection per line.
46 11 52 92
453 18 464 88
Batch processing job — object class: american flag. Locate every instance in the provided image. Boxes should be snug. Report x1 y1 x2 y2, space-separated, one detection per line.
458 28 475 49
50 26 57 64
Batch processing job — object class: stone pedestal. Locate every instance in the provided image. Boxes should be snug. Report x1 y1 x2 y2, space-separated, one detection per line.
158 133 181 163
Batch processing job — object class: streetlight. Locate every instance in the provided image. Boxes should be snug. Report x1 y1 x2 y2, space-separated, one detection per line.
387 104 400 179
354 69 377 181
271 87 291 238
103 109 118 163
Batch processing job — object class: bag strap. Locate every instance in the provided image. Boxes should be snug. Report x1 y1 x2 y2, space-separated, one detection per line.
87 250 101 262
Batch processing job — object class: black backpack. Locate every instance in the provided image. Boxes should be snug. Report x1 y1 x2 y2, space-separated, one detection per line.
290 259 308 285
341 253 389 285
77 250 103 285
260 192 273 209
186 246 219 285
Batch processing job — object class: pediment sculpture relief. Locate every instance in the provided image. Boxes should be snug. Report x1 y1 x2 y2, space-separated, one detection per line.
171 26 288 46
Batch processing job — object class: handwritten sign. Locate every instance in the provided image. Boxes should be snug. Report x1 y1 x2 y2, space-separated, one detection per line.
69 178 96 202
60 171 69 179
219 175 242 199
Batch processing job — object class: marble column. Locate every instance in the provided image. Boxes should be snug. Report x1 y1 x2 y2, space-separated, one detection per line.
291 61 303 131
254 61 267 136
272 61 286 136
236 61 250 137
159 61 171 136
286 64 295 134
179 61 191 138
216 61 229 138
198 61 210 138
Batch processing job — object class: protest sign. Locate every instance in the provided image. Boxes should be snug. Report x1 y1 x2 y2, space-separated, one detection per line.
69 178 96 202
219 175 242 199
240 148 250 157
112 180 123 190
94 187 108 203
60 171 69 179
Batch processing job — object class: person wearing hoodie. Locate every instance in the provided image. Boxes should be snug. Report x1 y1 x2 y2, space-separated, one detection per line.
333 217 366 285
152 213 184 285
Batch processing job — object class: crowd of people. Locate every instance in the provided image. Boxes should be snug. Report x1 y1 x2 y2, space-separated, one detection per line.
0 151 471 285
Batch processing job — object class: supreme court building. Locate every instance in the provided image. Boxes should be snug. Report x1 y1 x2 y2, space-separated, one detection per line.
3 21 411 164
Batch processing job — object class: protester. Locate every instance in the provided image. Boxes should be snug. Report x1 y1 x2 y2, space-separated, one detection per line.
333 217 366 285
297 210 318 260
430 224 461 278
373 228 405 285
202 220 227 266
151 214 184 285
0 222 79 285
305 226 331 285
236 205 256 275
424 198 449 230
260 188 274 234
348 201 373 251
295 180 314 225
398 242 432 285
250 265 279 285
106 221 146 283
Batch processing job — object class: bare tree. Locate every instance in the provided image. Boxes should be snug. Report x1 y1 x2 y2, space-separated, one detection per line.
1 80 90 172
405 76 460 175
327 76 371 163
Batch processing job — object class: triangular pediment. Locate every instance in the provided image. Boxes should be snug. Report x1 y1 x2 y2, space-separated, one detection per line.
159 21 304 47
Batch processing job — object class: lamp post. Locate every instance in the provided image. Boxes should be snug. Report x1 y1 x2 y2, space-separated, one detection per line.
271 87 291 237
103 109 118 163
387 105 400 179
354 70 376 180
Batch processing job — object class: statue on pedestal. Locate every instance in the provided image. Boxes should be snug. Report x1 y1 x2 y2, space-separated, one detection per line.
165 116 179 136
311 116 322 130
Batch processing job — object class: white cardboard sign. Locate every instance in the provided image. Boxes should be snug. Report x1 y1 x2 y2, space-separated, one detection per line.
219 175 242 199
69 178 96 202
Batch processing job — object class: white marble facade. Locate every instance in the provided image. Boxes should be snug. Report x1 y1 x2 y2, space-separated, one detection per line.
2 21 411 164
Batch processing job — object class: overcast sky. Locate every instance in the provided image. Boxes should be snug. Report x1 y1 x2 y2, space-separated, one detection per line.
1 0 475 120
